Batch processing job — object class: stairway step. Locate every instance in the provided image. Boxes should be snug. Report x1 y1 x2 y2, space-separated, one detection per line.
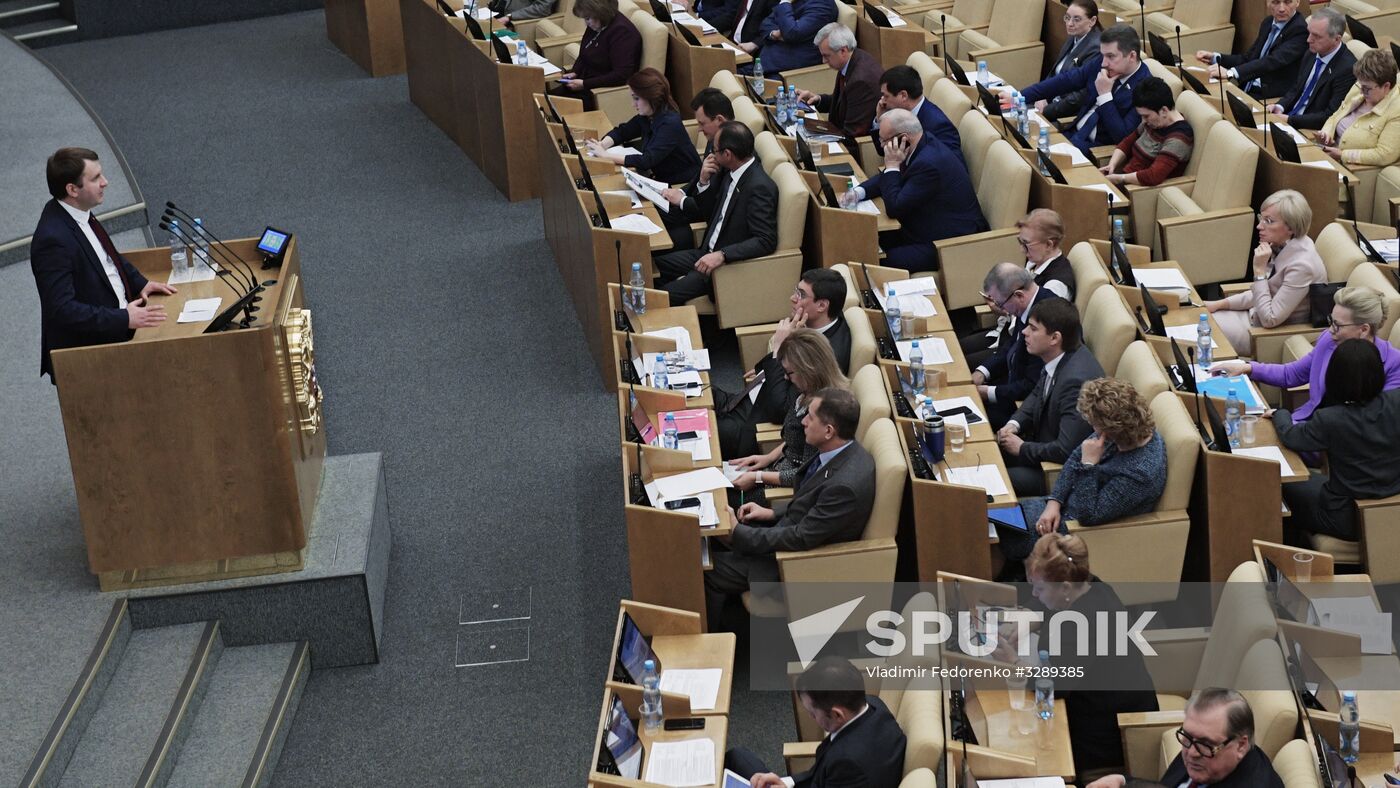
166 642 309 788
57 622 216 787
0 0 59 21
9 19 78 45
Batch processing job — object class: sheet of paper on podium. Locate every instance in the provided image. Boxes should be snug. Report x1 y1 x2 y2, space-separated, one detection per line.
876 279 938 317
1079 182 1123 204
178 297 223 323
978 778 1067 788
611 213 666 236
659 667 723 710
1164 323 1218 349
941 464 1010 497
1132 268 1193 303
645 738 716 786
1049 142 1090 166
1232 446 1299 477
643 326 694 353
895 337 952 364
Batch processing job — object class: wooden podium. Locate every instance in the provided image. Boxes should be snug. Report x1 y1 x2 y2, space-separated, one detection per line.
51 238 327 590
325 0 407 77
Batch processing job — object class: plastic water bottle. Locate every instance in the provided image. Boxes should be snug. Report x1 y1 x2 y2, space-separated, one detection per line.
1016 93 1030 138
1196 314 1213 370
1034 649 1055 720
515 40 529 65
977 60 990 86
628 262 647 314
1037 128 1051 176
751 57 764 96
652 354 669 390
840 175 859 210
910 340 925 396
1225 389 1243 448
192 218 212 269
1113 217 1125 246
795 110 807 144
885 288 902 341
641 659 663 733
1339 691 1361 764
662 413 679 449
168 219 189 275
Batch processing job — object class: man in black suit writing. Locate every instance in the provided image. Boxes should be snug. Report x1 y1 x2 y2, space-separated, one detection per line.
973 263 1060 428
30 147 177 383
727 656 907 787
997 299 1103 496
1266 7 1357 130
706 387 876 631
656 121 778 304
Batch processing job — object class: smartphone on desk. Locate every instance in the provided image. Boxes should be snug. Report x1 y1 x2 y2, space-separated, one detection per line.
675 431 699 441
663 717 705 731
938 406 984 424
664 497 702 510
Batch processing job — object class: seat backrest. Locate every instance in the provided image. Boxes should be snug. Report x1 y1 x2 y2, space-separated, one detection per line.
1173 0 1230 27
1345 37 1372 62
1174 91 1222 179
958 108 1001 184
628 8 668 71
1082 285 1137 376
1117 340 1171 402
1150 391 1199 512
862 418 907 541
987 0 1044 45
1347 262 1400 338
1371 164 1400 225
1192 121 1259 212
976 139 1031 229
929 80 974 126
836 0 857 30
906 51 945 95
771 161 809 250
733 95 767 139
1273 739 1324 788
831 264 861 312
950 0 994 27
1144 58 1183 100
844 306 878 380
755 129 789 175
1194 561 1276 688
888 676 943 775
1067 241 1111 315
1315 222 1368 283
853 364 892 442
1237 639 1300 760
710 69 744 99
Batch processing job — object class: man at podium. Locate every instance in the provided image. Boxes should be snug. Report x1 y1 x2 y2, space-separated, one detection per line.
30 147 176 382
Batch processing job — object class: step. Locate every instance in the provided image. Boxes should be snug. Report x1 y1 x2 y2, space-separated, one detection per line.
8 18 78 45
57 622 220 788
0 0 59 22
165 642 310 788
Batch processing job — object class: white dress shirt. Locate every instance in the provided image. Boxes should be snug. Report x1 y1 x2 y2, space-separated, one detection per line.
1006 349 1064 433
58 200 127 308
702 156 756 252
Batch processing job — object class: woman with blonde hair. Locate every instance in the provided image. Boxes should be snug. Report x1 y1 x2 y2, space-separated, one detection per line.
1202 189 1326 352
1318 49 1400 166
729 328 849 497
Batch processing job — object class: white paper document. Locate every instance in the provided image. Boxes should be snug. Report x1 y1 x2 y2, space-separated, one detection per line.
687 348 712 370
177 297 222 323
605 189 645 209
885 10 907 25
611 213 666 235
1049 142 1090 166
622 168 673 213
606 145 644 158
1132 267 1193 292
670 11 717 33
1164 323 1219 349
895 337 953 364
1232 446 1299 478
678 434 712 462
167 261 219 285
1371 238 1400 262
668 369 703 387
1258 122 1306 143
1310 597 1393 654
644 326 694 354
889 276 940 297
942 464 1010 496
932 396 987 424
875 279 939 317
644 738 716 787
653 467 733 499
721 462 746 482
659 668 723 710
1079 182 1123 204
854 199 880 215
978 778 1067 788
717 41 744 54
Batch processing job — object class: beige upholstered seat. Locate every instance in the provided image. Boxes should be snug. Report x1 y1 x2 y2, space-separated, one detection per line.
1081 286 1137 377
955 0 1046 87
1310 489 1400 582
853 365 892 444
1371 164 1400 226
899 768 937 788
1067 240 1111 315
845 305 877 373
595 9 669 124
905 51 946 95
919 0 994 52
754 129 791 176
957 109 1000 188
1348 262 1400 337
1156 122 1259 286
1146 0 1233 55
1117 340 1172 402
709 69 744 99
935 139 1030 311
732 96 767 139
1273 739 1324 788
1125 90 1221 244
1247 222 1372 363
928 79 974 124
1065 390 1196 605
829 264 862 312
1144 58 1183 99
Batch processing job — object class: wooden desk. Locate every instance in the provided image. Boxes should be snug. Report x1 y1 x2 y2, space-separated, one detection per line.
665 28 748 122
637 715 728 785
939 438 1018 508
326 0 406 76
651 633 737 715
976 693 1077 780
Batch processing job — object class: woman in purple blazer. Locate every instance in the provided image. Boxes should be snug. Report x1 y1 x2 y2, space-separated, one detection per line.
1211 285 1400 421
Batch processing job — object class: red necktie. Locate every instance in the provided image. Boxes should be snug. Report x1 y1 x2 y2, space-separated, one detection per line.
88 214 133 300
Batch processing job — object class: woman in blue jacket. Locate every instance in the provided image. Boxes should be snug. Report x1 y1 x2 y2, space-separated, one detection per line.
585 68 702 185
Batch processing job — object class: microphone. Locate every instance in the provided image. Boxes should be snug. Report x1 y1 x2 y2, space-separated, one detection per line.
940 15 948 70
1139 0 1146 42
435 0 454 13
160 210 259 298
164 202 272 287
157 219 248 298
1175 25 1183 70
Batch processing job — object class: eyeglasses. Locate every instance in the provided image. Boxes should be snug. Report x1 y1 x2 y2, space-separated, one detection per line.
1176 728 1236 758
793 286 813 300
980 289 1021 310
1017 237 1040 249
1328 315 1362 331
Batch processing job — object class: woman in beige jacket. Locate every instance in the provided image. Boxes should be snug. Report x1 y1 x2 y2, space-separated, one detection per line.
1203 189 1325 353
1318 49 1400 167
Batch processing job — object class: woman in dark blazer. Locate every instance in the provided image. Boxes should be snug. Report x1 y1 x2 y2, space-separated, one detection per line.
1039 0 1102 121
551 0 641 110
587 68 702 185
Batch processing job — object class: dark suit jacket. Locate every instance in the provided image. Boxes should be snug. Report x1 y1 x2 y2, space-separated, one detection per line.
981 287 1060 404
1009 345 1104 465
731 439 876 556
574 13 642 90
1219 11 1308 99
1024 57 1151 154
858 135 986 244
815 47 882 137
696 0 740 34
793 695 907 788
755 0 838 73
1160 746 1284 788
723 0 776 45
753 316 853 422
1042 27 1100 120
872 98 964 165
681 159 779 262
30 199 149 379
605 108 703 184
1278 45 1359 130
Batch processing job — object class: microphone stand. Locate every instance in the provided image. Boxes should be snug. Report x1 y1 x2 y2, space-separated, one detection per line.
1174 25 1183 70
1138 0 1146 43
158 215 255 295
940 15 948 67
159 219 261 327
165 202 273 286
157 221 248 301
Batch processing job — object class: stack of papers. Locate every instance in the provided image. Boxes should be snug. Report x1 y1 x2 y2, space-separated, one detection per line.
622 169 672 213
1164 322 1218 349
895 336 953 365
605 145 644 158
611 213 665 235
643 326 694 354
1049 142 1090 166
177 297 222 323
643 467 731 527
1233 446 1299 477
1371 238 1400 262
940 464 1010 496
645 738 716 786
1133 268 1194 303
670 10 717 33
659 668 723 710
1311 597 1393 654
875 277 939 318
518 48 561 76
852 200 880 215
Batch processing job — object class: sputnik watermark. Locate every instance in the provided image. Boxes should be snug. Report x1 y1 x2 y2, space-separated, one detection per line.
865 609 1157 659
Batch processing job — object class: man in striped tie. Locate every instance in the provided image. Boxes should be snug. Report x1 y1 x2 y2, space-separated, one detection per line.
30 147 177 382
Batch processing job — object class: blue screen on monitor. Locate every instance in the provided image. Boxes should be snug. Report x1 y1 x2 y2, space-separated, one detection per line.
258 228 289 255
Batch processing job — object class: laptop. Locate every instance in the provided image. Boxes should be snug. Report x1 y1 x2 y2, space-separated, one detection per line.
1227 91 1258 131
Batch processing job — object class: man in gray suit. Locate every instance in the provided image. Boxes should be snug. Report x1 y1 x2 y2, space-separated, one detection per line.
706 387 876 631
996 299 1104 496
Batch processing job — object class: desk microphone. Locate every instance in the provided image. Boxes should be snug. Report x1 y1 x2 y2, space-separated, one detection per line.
158 216 254 295
1174 25 1183 69
435 0 455 13
158 219 249 298
940 14 948 68
164 202 272 286
1188 346 1214 448
1138 0 1146 42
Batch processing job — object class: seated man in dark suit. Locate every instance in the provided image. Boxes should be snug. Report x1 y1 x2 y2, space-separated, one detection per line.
659 88 734 249
1196 0 1307 100
973 263 1060 428
1088 689 1285 788
791 23 882 137
1265 7 1357 130
724 0 777 52
845 108 986 272
1021 24 1151 157
706 388 876 631
656 121 778 303
997 299 1103 496
739 0 838 73
727 656 907 788
30 146 177 383
871 64 963 164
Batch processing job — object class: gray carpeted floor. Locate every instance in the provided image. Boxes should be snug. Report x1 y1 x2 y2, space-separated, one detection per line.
12 11 791 784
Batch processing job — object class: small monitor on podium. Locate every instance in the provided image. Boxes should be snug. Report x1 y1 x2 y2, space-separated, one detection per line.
257 226 291 269
674 20 702 47
614 611 662 683
1270 124 1302 163
864 3 891 27
1147 31 1177 66
597 694 644 778
1180 66 1209 95
1226 92 1257 131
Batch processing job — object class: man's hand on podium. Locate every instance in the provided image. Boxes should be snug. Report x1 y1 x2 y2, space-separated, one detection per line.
127 298 166 329
142 281 178 299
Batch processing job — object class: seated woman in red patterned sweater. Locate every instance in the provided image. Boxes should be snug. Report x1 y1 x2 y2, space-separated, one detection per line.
1099 77 1194 187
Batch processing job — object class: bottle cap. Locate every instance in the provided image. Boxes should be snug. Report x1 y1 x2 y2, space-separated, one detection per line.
1227 388 1237 396
1343 690 1357 700
644 659 656 670
1038 649 1049 659
912 340 920 347
656 354 665 360
888 288 896 295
